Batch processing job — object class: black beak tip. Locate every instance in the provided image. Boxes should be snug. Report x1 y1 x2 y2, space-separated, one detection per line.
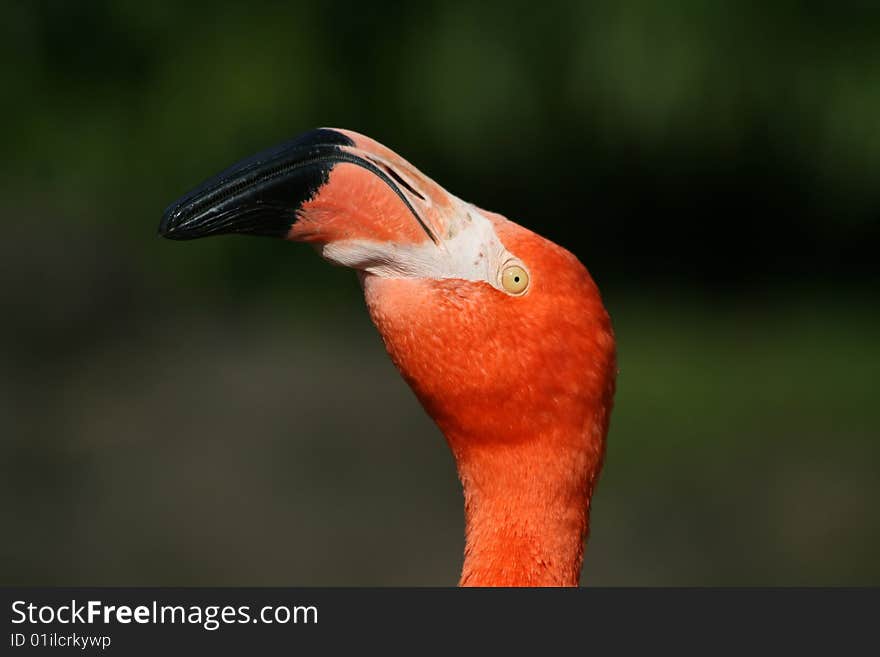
156 128 358 243
158 205 186 240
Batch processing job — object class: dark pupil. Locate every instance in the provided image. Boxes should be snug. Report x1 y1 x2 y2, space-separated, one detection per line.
514 276 520 283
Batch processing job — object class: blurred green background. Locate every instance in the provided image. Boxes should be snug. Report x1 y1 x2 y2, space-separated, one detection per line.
2 1 878 585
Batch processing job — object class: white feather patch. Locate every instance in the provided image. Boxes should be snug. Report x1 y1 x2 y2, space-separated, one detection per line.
319 202 520 292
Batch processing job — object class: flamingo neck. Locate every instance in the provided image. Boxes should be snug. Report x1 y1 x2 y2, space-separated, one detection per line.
452 438 598 587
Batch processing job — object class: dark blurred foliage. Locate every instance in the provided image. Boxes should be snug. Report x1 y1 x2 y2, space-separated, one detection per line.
1 1 877 585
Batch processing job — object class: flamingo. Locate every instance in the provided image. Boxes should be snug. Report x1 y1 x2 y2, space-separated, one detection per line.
159 128 617 587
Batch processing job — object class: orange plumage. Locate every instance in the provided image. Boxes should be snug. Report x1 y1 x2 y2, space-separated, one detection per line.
160 128 617 587
365 216 615 585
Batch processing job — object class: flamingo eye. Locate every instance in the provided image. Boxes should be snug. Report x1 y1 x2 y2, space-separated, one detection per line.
500 265 530 295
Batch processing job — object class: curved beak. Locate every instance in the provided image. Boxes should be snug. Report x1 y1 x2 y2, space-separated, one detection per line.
159 128 447 246
159 128 511 286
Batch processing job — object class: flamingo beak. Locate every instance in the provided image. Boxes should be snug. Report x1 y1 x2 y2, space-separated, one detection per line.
159 128 444 246
159 128 514 288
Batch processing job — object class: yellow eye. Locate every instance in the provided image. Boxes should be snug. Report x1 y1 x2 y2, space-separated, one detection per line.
501 265 530 295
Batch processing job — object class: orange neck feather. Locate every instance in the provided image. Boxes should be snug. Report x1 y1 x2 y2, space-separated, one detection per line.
453 436 601 586
362 223 616 587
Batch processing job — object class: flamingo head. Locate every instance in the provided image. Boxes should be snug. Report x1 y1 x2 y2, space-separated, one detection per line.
160 128 617 585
